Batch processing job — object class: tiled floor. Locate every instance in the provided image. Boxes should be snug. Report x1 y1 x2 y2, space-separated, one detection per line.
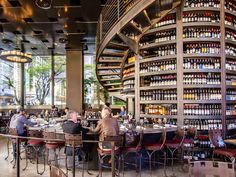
0 137 188 177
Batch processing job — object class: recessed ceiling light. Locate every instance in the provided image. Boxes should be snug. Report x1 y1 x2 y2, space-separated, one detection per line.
35 0 52 9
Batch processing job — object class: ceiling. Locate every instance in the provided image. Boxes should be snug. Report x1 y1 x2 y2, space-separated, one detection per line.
0 0 105 56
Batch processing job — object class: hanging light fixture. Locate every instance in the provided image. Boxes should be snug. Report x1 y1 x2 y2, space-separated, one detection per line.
0 50 32 63
35 0 52 10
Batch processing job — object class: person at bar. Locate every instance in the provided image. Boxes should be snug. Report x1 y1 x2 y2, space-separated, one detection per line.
101 102 112 118
119 106 127 117
9 108 37 158
91 109 119 150
62 110 90 160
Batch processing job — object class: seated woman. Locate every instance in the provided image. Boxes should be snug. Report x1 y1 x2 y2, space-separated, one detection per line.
62 111 90 160
91 109 119 150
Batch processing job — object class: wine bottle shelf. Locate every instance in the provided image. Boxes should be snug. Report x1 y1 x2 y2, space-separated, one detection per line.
183 7 220 12
183 69 221 73
183 38 221 43
226 100 236 104
225 39 236 46
183 22 220 27
225 24 236 32
140 70 177 77
140 86 177 90
140 100 177 104
183 115 222 119
146 24 177 35
183 84 221 88
226 55 236 60
183 53 221 58
140 114 178 119
226 115 236 119
140 40 177 50
122 88 135 93
225 9 236 18
226 70 236 75
183 100 222 104
140 55 177 63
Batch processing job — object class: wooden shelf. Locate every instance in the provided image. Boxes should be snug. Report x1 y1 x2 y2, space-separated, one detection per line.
183 53 221 58
183 69 221 73
140 70 177 77
183 7 220 12
140 114 178 119
100 77 120 82
225 9 236 18
225 24 236 32
226 100 236 104
140 40 176 50
183 38 220 43
99 59 122 63
226 55 236 60
97 72 120 76
104 82 121 86
97 65 121 70
101 52 124 57
145 24 177 35
122 75 135 81
226 85 236 89
226 70 236 75
183 100 222 104
123 63 135 69
140 100 177 104
183 22 220 27
122 88 135 93
140 85 177 90
183 84 221 88
183 115 222 119
140 55 177 63
225 39 236 46
226 115 236 119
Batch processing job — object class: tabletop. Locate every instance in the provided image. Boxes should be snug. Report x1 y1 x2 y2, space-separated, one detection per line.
224 139 236 145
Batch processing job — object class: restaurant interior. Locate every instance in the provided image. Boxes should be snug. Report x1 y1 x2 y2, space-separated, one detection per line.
0 0 236 177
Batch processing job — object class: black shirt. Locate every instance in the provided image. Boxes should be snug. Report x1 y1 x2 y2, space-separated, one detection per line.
62 120 89 135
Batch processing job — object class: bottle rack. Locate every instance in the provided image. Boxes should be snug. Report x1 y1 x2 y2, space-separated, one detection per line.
119 0 236 143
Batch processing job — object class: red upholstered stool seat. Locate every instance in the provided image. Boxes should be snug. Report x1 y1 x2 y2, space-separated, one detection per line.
214 148 236 157
97 147 120 155
28 140 44 146
165 139 182 149
144 143 163 151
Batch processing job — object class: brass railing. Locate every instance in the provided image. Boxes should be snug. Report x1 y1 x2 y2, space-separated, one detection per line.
96 0 140 53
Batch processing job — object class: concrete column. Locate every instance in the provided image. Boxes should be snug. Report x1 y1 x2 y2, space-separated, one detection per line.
66 50 83 113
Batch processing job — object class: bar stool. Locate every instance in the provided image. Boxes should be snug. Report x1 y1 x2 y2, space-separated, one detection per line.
43 130 64 166
165 127 185 176
64 133 85 177
8 128 18 167
143 128 167 176
122 130 143 177
23 129 45 174
97 135 124 177
209 128 236 162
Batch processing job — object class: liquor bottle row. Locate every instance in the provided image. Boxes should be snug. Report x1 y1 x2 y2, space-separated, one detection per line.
183 135 212 149
123 84 134 90
226 104 236 115
123 67 134 78
225 0 236 12
226 90 236 100
183 151 212 161
139 30 176 46
185 0 220 8
154 14 176 28
226 30 236 42
98 69 120 74
225 45 236 56
183 88 221 100
142 74 177 87
184 119 222 131
225 15 236 28
183 104 222 115
142 45 176 58
183 58 220 70
183 73 221 85
140 60 176 73
140 89 177 101
226 119 236 130
142 104 177 115
184 43 220 54
226 75 236 85
183 12 220 23
226 60 236 71
183 27 221 39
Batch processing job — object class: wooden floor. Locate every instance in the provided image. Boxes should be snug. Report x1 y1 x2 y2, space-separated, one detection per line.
0 137 188 177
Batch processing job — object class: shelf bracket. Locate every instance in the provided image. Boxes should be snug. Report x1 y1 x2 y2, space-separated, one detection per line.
117 32 139 54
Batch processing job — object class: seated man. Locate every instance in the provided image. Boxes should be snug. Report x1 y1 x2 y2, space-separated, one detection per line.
62 111 90 161
9 108 37 159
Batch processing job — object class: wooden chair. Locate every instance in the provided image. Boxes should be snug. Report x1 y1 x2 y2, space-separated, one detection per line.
64 133 84 177
50 165 68 177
